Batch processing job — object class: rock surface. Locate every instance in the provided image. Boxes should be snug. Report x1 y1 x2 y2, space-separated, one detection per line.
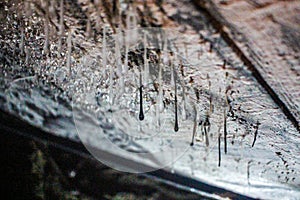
1 0 300 199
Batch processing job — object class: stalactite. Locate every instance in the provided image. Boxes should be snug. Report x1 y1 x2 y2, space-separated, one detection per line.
109 63 114 105
66 30 72 76
43 0 50 55
94 0 102 31
158 61 164 112
115 28 124 93
49 0 55 19
156 56 163 128
163 36 169 65
209 42 213 53
102 26 107 68
222 59 227 69
25 47 30 66
184 42 188 59
218 131 221 167
224 69 229 153
43 17 50 55
174 66 179 132
181 81 187 120
190 105 197 146
224 108 227 154
252 121 260 147
86 18 92 39
58 0 64 55
139 66 144 121
208 75 213 115
170 56 175 86
124 31 129 73
24 1 32 18
20 27 24 55
125 5 138 46
115 30 122 76
143 33 149 84
204 114 210 147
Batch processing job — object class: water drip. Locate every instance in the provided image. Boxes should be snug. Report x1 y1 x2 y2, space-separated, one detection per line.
174 64 179 132
139 68 144 121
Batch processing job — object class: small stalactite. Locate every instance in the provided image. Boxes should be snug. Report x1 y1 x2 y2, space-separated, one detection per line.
198 120 203 141
102 27 113 105
43 17 50 56
86 18 92 39
190 105 197 146
115 28 124 93
174 66 179 132
48 1 56 20
194 88 200 102
115 29 121 72
124 7 134 74
126 5 138 41
204 123 209 147
252 121 260 147
163 36 169 65
102 26 107 68
224 108 227 154
247 160 252 185
112 0 120 27
58 0 64 55
25 47 30 66
209 42 213 53
20 27 24 55
43 0 50 56
170 53 175 86
66 30 72 76
109 64 114 105
184 42 188 59
180 60 184 77
124 31 129 73
218 128 221 167
156 54 163 128
224 70 229 154
204 114 210 147
208 74 213 115
143 33 149 84
181 81 187 120
139 67 144 121
222 59 227 69
158 56 164 112
24 1 32 19
209 94 213 115
94 0 102 31
198 47 202 59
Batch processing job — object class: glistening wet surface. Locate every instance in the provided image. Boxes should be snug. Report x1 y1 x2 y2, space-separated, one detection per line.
0 0 299 199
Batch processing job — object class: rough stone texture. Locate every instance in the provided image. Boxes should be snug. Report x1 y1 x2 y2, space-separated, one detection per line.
1 0 300 199
195 0 300 130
